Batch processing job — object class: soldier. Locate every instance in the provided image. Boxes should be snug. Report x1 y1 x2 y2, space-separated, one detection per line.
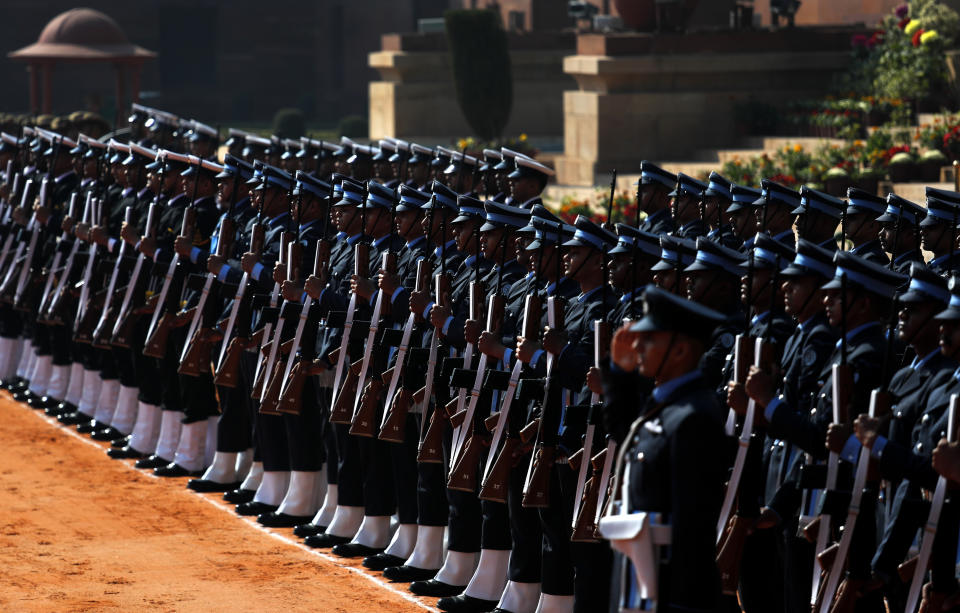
876 193 925 274
605 225 660 324
605 285 728 612
919 190 960 277
649 234 696 295
668 172 708 239
843 188 889 266
793 186 842 250
751 179 798 247
507 156 553 210
701 171 741 249
726 184 762 249
636 161 676 236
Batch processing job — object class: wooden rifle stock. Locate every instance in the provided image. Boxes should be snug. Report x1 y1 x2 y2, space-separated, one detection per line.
349 377 384 437
570 448 607 542
479 436 520 503
417 393 454 464
258 358 287 415
521 444 556 508
520 418 540 444
214 336 249 387
177 327 220 377
143 311 176 358
447 430 491 492
521 294 542 339
329 359 364 424
277 359 311 415
898 555 921 584
716 514 752 595
73 288 106 344
379 377 413 443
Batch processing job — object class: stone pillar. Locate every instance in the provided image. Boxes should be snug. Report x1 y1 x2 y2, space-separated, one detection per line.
556 30 860 186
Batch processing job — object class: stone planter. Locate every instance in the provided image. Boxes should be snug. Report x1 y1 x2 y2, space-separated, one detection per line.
918 161 945 183
614 0 656 30
888 162 917 183
824 176 854 197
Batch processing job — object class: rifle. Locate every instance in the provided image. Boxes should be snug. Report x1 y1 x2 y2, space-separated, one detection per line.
142 205 197 358
277 239 333 414
36 191 79 322
12 179 44 308
328 239 371 424
214 222 266 386
71 194 99 329
521 293 566 508
809 272 853 607
0 178 34 300
0 179 29 304
178 216 237 377
570 445 608 542
110 201 159 347
256 233 300 414
379 259 434 441
447 292 506 491
903 397 959 612
89 206 134 346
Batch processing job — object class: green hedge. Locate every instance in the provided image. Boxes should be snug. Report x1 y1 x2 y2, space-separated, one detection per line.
444 9 513 141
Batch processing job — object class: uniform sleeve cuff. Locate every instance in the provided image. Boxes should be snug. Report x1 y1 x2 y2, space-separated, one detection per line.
153 248 162 262
442 316 453 336
217 264 231 282
370 289 379 306
502 348 513 365
530 349 545 368
107 238 117 253
422 301 435 320
871 435 888 460
252 262 264 281
190 247 201 263
840 435 862 463
764 396 783 422
391 287 404 303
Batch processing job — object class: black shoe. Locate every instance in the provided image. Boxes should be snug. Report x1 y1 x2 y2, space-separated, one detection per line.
257 512 314 528
107 446 146 460
437 594 499 613
76 420 101 434
0 376 24 390
58 411 90 425
154 463 201 478
409 579 466 598
331 542 384 558
91 427 122 442
45 402 74 417
235 501 277 516
13 389 34 403
110 435 131 448
223 488 256 504
293 522 325 538
303 533 350 549
382 565 439 582
187 479 241 493
362 553 406 571
134 455 171 470
28 395 54 410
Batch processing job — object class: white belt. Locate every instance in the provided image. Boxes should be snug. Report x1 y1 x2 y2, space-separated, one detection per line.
599 511 671 603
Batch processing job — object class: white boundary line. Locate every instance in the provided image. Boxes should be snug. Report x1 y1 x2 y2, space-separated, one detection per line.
13 399 438 613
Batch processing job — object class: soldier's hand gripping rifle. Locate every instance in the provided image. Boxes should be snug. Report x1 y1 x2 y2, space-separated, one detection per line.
0 177 30 300
178 215 237 377
716 255 778 595
809 272 853 608
0 178 35 300
142 204 198 358
71 194 99 331
248 205 288 400
416 208 454 465
14 138 60 308
379 258 433 442
277 239 332 414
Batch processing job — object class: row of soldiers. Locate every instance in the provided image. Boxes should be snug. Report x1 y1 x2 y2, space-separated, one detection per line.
0 104 958 613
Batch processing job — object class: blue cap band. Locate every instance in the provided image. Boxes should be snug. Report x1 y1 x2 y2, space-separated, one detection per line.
694 250 734 269
848 197 885 214
707 180 731 199
572 228 605 249
793 253 834 278
366 191 393 208
884 204 918 224
485 212 526 227
835 267 897 295
909 278 950 303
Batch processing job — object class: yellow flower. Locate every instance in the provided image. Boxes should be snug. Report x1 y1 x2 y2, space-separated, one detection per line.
921 30 939 45
457 138 467 149
519 133 528 142
793 144 803 153
905 19 922 35
853 140 865 147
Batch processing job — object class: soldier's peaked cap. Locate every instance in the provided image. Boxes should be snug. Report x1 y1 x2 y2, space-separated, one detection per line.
794 186 845 219
845 187 886 216
562 215 617 250
821 250 907 297
667 172 707 198
684 237 746 275
702 171 733 200
934 275 960 320
650 235 697 272
726 184 761 213
480 201 530 232
780 239 836 279
608 224 661 258
919 196 960 227
753 179 800 209
517 203 561 236
628 284 725 343
877 194 926 225
899 263 950 304
396 184 430 212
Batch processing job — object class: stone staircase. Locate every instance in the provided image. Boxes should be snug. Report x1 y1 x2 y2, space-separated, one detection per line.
545 120 957 207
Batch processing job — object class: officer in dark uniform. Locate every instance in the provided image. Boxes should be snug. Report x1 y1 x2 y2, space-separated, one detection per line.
606 225 661 325
919 191 960 277
636 161 676 236
793 186 842 251
751 179 799 247
701 171 741 250
609 285 728 612
507 156 553 211
669 173 708 239
649 234 696 296
843 188 889 266
876 194 926 274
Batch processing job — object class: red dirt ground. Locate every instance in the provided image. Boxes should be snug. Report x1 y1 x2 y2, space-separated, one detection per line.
0 393 438 612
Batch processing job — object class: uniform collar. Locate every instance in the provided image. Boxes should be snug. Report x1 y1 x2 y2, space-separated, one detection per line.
911 348 941 369
267 211 289 228
577 286 602 303
836 321 880 348
406 235 425 250
433 239 457 259
346 233 362 246
651 369 702 405
751 310 770 327
373 233 391 248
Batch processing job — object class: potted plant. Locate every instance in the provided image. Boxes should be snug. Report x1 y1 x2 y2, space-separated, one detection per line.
854 167 884 195
918 148 948 181
823 166 853 197
887 150 918 182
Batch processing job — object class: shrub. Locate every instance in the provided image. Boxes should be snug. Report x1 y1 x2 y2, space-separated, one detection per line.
337 115 368 138
273 108 305 138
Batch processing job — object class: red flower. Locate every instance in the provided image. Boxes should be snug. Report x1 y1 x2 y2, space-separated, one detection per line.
912 28 924 47
851 34 868 48
899 17 910 30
